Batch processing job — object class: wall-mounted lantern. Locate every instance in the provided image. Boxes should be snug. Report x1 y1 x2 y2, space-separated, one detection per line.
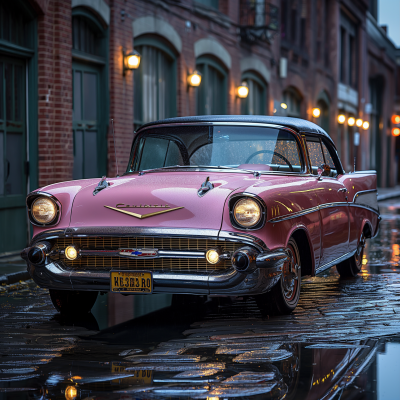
362 121 369 130
338 114 346 124
187 70 202 87
392 115 400 124
123 50 141 75
312 108 321 118
348 117 355 126
280 102 288 110
356 118 363 127
236 82 249 98
392 127 400 136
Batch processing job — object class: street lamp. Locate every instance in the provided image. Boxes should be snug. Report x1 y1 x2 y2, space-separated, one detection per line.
338 114 346 124
356 118 363 127
362 121 369 130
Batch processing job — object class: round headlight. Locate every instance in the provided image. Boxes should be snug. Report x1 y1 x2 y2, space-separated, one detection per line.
233 198 261 228
31 197 57 224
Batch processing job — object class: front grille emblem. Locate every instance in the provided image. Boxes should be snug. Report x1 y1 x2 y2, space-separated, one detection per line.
119 248 158 258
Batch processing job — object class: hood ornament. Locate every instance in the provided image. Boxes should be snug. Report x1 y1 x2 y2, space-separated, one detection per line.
198 176 214 197
93 176 109 196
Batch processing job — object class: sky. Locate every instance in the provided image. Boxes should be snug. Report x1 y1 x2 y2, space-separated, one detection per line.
379 0 400 47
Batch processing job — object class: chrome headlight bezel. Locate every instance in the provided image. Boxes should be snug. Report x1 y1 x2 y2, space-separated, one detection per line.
229 194 266 231
27 192 61 227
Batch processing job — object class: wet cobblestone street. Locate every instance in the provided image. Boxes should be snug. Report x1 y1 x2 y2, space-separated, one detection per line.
1 199 400 399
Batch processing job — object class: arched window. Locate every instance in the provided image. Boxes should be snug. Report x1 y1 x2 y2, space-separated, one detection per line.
316 98 329 133
72 8 108 180
241 71 267 115
134 37 177 129
196 56 227 115
283 87 302 117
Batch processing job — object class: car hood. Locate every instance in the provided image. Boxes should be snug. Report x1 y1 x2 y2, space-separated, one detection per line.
69 172 259 230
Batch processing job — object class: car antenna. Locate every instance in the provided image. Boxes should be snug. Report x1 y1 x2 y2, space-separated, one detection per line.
111 119 119 177
354 156 356 173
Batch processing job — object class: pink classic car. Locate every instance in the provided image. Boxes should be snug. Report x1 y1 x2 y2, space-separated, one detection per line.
21 116 380 315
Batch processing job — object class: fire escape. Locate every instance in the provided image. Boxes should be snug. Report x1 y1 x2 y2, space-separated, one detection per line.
239 0 279 44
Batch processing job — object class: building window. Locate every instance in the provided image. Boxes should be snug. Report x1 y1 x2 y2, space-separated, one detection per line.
241 72 267 115
73 16 103 57
316 0 330 67
196 56 227 115
195 0 219 9
281 0 307 51
283 87 302 117
339 11 358 89
72 9 108 179
134 38 177 129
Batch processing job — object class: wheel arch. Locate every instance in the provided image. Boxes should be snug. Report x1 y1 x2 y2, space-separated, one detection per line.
288 226 314 277
361 219 373 239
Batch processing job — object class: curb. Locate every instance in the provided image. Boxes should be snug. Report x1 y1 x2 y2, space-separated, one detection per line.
0 271 31 286
377 191 400 201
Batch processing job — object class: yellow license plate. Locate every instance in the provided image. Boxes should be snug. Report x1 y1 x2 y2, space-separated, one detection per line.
110 271 152 293
111 364 152 384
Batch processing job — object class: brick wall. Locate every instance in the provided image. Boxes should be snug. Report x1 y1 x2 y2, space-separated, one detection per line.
37 0 73 187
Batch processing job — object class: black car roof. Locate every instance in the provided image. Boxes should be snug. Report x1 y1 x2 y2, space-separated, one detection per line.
137 115 332 142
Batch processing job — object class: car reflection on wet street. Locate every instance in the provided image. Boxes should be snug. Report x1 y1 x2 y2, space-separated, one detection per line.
1 199 400 399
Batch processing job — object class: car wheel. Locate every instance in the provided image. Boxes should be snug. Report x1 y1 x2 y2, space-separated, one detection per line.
255 238 301 315
49 289 98 315
336 232 365 278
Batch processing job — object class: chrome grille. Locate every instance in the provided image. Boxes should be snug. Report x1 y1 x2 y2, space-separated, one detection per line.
50 236 243 272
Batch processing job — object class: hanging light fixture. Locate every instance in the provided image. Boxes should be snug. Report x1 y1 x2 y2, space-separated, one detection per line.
348 117 355 126
338 114 346 124
362 121 370 130
356 118 363 127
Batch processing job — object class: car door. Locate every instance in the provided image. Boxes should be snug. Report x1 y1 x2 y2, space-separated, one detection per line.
305 136 350 271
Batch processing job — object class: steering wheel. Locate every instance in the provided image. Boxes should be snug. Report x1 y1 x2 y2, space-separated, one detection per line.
245 150 294 172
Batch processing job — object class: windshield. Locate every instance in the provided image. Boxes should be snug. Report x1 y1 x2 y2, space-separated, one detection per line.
128 125 303 173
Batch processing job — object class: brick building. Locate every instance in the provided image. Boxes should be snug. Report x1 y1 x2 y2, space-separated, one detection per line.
0 0 398 253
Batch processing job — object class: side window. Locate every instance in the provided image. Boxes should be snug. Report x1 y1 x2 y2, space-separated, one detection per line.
306 138 324 175
321 141 338 176
138 137 183 170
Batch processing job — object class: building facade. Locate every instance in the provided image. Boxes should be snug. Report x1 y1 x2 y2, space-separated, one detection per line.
0 0 398 253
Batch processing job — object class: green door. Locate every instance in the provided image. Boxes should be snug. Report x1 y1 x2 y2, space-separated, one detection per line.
72 62 103 179
0 56 27 253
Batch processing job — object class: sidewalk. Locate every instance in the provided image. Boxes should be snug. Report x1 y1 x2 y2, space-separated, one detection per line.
0 253 31 286
377 185 400 201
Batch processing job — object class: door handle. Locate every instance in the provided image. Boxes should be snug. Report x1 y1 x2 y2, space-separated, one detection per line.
338 188 347 193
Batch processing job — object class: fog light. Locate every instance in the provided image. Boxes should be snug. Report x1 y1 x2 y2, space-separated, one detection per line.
65 386 77 400
65 246 78 261
206 249 220 264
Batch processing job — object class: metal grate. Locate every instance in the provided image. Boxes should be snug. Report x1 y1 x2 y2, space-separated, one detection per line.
50 236 243 272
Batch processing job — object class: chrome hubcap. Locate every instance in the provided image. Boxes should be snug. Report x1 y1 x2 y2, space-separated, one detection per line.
282 248 300 301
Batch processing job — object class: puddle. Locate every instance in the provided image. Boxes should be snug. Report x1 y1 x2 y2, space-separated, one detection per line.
1 199 400 397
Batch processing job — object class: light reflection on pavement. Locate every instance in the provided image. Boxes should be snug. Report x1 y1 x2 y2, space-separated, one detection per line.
0 199 400 398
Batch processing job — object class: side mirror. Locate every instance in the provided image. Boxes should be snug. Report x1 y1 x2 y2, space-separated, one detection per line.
317 163 331 180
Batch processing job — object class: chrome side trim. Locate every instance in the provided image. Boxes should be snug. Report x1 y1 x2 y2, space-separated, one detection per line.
268 206 319 223
318 202 350 210
352 188 377 202
315 249 357 274
348 203 380 215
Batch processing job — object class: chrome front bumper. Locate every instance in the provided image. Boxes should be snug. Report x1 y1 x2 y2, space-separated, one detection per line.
22 227 288 295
